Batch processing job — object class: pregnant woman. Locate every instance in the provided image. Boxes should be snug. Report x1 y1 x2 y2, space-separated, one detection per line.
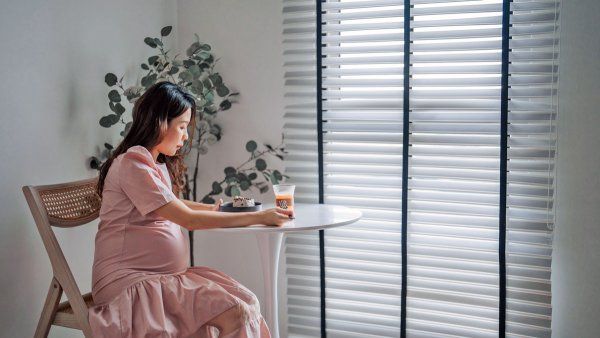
89 81 293 337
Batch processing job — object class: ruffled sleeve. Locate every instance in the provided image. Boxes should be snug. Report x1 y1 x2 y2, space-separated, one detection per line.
119 149 177 216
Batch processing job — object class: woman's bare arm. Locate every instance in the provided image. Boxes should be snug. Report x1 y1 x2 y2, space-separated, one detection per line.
180 198 221 211
153 198 292 230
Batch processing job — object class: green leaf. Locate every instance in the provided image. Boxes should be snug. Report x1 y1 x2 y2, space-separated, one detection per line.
141 63 149 70
224 185 232 197
191 79 203 93
206 134 218 145
231 186 241 197
246 140 257 152
104 143 113 150
271 176 279 185
237 173 249 182
240 180 251 191
204 106 217 115
202 78 211 89
105 73 118 86
186 42 201 57
202 196 216 204
161 26 173 37
168 66 179 75
259 185 269 194
109 101 125 115
219 100 231 110
90 156 101 170
216 85 230 97
179 71 192 82
248 173 258 180
209 73 223 85
188 65 201 77
224 166 237 177
200 44 211 51
141 74 158 87
144 37 157 48
198 62 210 71
273 170 283 180
148 55 159 66
205 92 214 104
108 90 121 102
114 103 125 115
154 38 163 47
200 52 212 60
183 60 195 68
256 158 267 171
99 114 120 127
212 181 223 195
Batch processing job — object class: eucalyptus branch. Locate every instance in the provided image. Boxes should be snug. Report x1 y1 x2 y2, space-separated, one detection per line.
89 25 288 208
198 137 288 204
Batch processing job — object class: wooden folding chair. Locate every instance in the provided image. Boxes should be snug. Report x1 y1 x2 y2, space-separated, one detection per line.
22 177 101 338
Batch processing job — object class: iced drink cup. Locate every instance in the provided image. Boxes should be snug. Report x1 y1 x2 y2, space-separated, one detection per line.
273 184 295 217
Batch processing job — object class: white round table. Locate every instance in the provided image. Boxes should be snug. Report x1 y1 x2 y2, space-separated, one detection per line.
202 203 362 338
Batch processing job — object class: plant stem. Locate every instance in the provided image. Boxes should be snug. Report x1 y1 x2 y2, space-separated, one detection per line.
191 128 207 201
192 148 200 201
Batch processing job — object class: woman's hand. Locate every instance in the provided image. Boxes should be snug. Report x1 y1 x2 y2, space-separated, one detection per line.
259 207 294 227
211 198 223 211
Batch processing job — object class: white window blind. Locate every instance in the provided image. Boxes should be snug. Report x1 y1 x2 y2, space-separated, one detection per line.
320 0 406 336
407 0 504 336
282 1 322 337
505 0 558 336
282 0 559 337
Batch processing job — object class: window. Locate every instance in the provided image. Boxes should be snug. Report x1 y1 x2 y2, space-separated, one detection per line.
282 0 559 336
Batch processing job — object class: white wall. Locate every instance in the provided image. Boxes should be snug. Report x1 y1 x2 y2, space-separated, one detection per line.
552 0 600 337
176 0 288 336
0 0 287 337
0 1 176 337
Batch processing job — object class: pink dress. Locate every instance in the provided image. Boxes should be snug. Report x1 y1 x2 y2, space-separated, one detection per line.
88 145 270 338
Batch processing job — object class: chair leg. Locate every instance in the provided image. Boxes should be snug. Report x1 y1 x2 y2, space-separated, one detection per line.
34 277 62 338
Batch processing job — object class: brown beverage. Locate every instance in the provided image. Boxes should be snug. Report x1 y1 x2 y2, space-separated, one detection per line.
275 194 294 212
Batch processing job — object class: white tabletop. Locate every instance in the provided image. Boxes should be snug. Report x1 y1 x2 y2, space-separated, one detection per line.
202 203 362 233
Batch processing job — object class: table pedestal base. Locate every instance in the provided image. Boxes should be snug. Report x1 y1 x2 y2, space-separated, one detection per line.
255 232 284 338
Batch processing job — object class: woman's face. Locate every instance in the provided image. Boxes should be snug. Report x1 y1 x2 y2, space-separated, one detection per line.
156 108 191 156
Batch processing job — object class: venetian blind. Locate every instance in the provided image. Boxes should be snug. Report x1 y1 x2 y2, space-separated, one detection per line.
282 0 559 337
282 1 322 336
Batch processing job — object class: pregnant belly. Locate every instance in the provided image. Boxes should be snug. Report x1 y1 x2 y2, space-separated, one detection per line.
121 222 188 273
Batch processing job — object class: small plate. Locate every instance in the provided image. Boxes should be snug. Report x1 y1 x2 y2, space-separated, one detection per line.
219 201 263 213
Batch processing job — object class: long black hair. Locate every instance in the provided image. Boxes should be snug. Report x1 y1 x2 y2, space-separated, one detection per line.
97 81 197 197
